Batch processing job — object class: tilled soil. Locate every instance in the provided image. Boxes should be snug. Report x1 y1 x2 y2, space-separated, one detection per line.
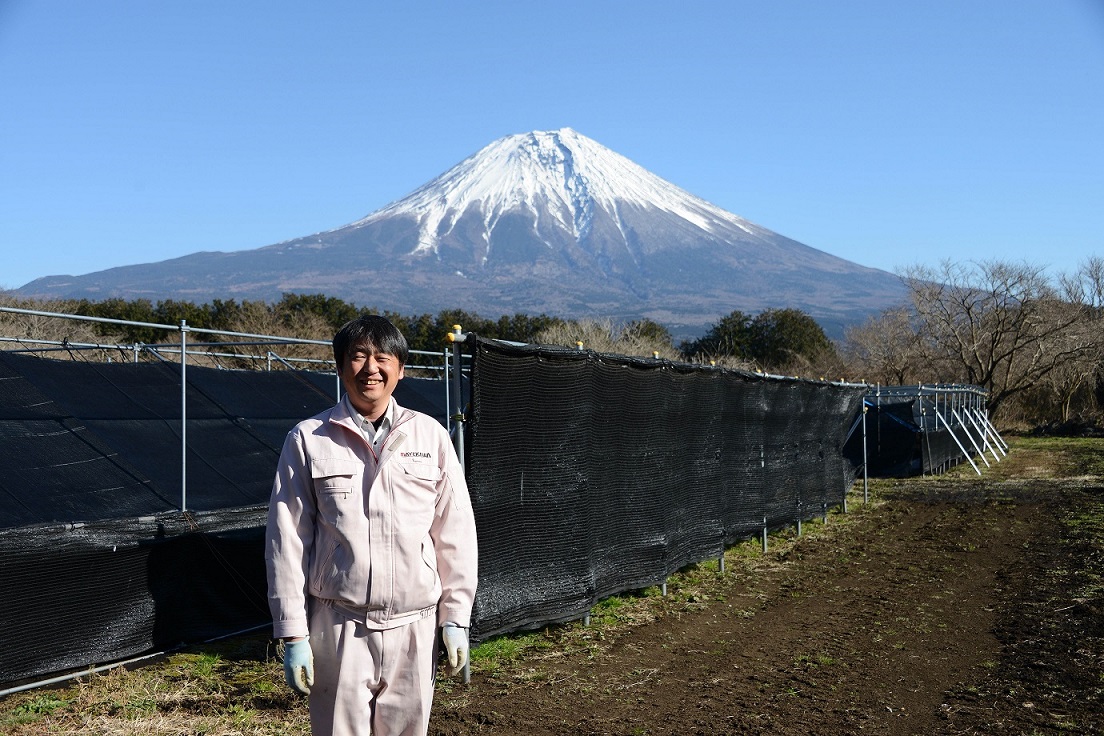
429 478 1104 735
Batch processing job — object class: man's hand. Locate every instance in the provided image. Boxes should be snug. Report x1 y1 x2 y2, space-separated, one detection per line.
441 623 469 676
282 637 314 695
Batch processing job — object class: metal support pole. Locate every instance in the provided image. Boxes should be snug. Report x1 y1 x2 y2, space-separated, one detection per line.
443 349 452 436
955 408 994 465
919 386 929 476
985 407 1009 452
935 410 982 476
862 403 869 505
661 581 667 596
179 320 188 512
874 384 880 462
718 555 725 574
445 325 470 684
976 408 1007 456
447 325 466 465
762 516 768 553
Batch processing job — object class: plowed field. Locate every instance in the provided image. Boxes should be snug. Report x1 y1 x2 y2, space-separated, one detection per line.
430 438 1104 735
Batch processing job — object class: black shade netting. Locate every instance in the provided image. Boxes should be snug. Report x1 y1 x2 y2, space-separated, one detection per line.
842 389 986 478
922 427 965 474
0 352 452 524
0 352 457 686
0 506 269 686
463 337 865 640
842 399 922 478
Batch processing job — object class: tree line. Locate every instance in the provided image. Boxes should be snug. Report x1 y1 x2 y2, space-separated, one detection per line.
3 256 1102 426
0 293 830 372
840 258 1104 427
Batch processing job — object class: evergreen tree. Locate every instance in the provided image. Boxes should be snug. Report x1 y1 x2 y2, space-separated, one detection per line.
679 310 752 361
747 308 833 368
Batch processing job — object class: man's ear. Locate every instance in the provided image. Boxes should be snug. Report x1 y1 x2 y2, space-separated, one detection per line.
397 363 406 381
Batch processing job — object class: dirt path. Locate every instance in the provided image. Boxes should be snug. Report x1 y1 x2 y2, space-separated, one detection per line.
429 478 1103 735
2 439 1099 735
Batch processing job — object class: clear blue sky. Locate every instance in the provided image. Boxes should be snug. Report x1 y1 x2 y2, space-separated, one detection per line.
1 0 1102 292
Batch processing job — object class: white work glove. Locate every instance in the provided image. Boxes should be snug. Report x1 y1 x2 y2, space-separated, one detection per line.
441 623 469 676
282 637 314 695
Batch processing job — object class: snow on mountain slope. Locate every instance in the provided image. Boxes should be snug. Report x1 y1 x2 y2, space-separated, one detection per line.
347 128 759 254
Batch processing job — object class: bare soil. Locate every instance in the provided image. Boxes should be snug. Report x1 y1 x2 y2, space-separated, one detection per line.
430 464 1104 734
2 438 1101 735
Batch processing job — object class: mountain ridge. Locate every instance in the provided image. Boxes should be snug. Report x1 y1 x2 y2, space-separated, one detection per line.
15 128 906 338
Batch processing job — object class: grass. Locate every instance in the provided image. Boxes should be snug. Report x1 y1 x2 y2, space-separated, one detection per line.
0 635 311 735
2 435 1101 734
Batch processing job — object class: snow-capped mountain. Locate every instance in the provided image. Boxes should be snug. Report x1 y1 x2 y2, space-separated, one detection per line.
355 128 765 261
15 128 906 337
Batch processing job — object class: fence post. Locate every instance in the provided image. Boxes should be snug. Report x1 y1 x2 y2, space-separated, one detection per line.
179 319 188 512
447 325 466 466
862 402 869 505
445 325 470 684
443 348 452 436
762 516 768 553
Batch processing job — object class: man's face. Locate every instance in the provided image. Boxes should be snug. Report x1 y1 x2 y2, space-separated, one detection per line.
339 343 405 420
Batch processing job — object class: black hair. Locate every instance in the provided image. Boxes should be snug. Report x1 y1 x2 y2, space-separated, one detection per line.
332 315 409 368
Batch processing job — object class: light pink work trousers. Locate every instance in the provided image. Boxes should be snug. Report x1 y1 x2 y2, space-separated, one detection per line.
307 602 438 736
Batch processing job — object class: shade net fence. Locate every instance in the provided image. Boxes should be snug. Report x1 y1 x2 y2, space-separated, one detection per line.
0 351 452 686
0 506 270 688
463 337 867 639
843 400 921 477
842 386 990 478
0 342 990 687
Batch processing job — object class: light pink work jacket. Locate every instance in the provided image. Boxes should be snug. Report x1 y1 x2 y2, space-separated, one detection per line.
265 398 478 640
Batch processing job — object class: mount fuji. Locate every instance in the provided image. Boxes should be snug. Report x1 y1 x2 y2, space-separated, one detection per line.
15 128 906 337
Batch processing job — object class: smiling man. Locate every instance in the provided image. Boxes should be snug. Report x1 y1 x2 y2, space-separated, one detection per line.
265 315 478 736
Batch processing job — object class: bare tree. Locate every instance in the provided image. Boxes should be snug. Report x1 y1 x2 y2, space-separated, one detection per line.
901 260 1096 416
1041 256 1104 422
841 306 925 386
0 294 125 359
219 301 333 365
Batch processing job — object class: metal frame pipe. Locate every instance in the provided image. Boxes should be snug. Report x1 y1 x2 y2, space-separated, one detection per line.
180 320 188 512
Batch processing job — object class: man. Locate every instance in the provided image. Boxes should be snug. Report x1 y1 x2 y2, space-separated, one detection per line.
266 315 478 736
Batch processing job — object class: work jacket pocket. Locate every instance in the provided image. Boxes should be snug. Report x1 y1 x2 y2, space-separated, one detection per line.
399 461 440 485
391 461 441 539
311 458 360 518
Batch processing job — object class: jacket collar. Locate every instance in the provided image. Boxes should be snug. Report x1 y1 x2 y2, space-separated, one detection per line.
331 395 415 442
